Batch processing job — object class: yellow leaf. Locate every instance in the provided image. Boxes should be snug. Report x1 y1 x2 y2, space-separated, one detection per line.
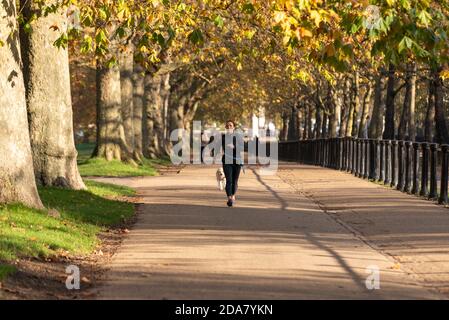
299 27 313 38
440 70 449 80
310 10 322 27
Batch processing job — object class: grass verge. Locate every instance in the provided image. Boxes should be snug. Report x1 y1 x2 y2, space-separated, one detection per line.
0 265 17 281
76 143 172 177
78 157 158 177
0 180 135 273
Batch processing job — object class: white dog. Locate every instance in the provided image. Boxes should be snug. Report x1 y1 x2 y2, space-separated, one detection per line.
216 168 226 191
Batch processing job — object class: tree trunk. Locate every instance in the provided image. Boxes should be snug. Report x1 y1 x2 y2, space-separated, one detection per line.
132 62 145 160
345 77 356 137
162 73 171 141
183 100 200 134
314 106 322 139
307 103 313 139
94 62 128 161
351 70 361 137
408 63 417 141
328 85 339 138
368 71 385 139
143 73 164 159
383 64 396 140
302 105 309 140
397 85 409 141
19 0 85 189
120 45 135 153
287 106 298 140
160 73 171 155
281 111 289 141
340 77 351 137
358 81 373 138
398 63 416 141
424 77 435 142
0 0 43 208
296 106 303 139
169 94 185 141
321 111 328 138
433 67 449 144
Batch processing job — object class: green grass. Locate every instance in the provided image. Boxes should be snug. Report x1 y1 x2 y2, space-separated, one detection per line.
0 180 135 263
78 157 158 177
76 143 172 177
0 264 16 281
84 180 136 198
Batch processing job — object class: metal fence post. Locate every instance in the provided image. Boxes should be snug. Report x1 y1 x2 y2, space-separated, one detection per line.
404 141 412 193
429 143 438 199
439 144 449 204
391 141 398 188
411 142 420 195
420 143 429 197
397 141 405 191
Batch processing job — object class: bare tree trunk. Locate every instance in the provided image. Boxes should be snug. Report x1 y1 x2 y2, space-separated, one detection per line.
345 76 356 137
20 0 85 189
281 111 289 141
94 62 129 161
314 106 322 139
368 71 385 139
296 105 303 139
383 64 396 140
408 63 417 141
93 22 134 163
302 105 309 140
0 0 43 208
398 64 416 141
358 81 373 138
132 62 144 160
160 73 171 155
433 67 449 144
287 106 298 140
398 89 409 141
424 77 435 142
120 45 135 153
169 90 185 144
321 111 328 138
340 77 351 137
351 70 361 137
143 73 164 158
307 103 313 139
328 85 339 138
183 100 200 133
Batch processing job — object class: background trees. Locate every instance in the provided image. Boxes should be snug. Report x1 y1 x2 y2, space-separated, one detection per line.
2 0 449 208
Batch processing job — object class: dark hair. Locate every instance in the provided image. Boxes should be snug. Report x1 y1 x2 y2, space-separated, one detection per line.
225 120 236 127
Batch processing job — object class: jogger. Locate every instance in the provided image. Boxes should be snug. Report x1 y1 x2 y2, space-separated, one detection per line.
221 120 243 207
223 164 241 197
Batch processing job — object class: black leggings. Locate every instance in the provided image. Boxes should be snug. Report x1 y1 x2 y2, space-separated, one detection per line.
223 164 242 197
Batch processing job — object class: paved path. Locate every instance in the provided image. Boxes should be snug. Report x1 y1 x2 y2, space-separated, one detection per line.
94 165 444 299
278 163 449 298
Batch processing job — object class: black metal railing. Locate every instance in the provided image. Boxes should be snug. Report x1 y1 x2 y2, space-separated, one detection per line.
279 137 449 205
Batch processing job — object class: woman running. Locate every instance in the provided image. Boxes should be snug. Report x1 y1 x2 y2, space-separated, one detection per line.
222 120 243 207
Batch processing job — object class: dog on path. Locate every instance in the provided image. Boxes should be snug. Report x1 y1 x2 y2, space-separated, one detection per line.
216 168 226 191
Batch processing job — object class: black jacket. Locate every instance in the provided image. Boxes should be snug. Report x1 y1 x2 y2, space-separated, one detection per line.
221 133 242 165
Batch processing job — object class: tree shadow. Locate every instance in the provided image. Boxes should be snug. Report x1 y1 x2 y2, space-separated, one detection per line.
93 169 443 299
